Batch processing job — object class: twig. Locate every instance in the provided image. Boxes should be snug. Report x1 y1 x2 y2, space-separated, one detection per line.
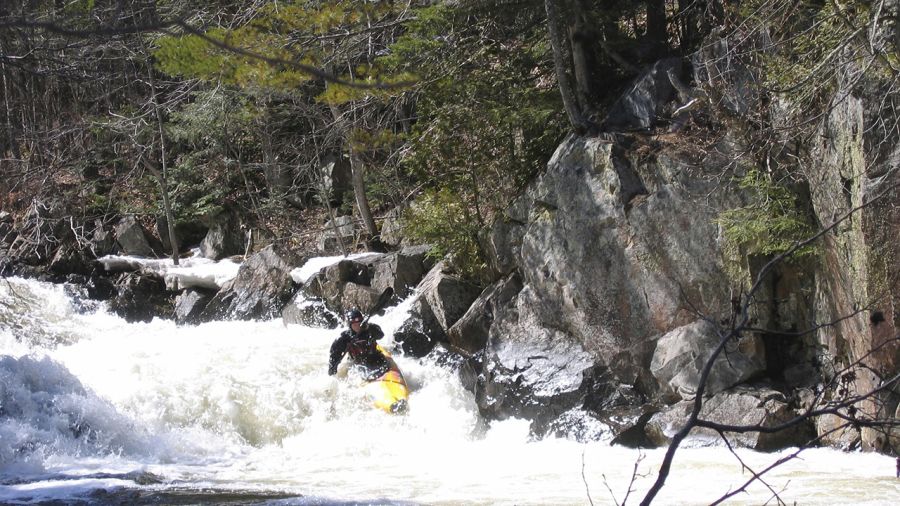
582 446 596 506
711 429 788 506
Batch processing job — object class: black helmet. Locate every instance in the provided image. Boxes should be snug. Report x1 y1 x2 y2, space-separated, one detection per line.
345 308 363 325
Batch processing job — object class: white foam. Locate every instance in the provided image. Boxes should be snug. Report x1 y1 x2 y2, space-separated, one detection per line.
289 252 383 284
97 251 240 290
2 276 900 505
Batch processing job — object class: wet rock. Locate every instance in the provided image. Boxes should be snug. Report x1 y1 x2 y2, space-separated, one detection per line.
282 294 339 328
200 244 301 320
393 318 437 357
650 320 766 399
174 288 215 325
448 274 522 356
370 245 433 299
393 263 481 357
107 272 172 323
645 386 816 450
609 406 661 448
473 285 597 429
85 275 116 301
341 282 382 313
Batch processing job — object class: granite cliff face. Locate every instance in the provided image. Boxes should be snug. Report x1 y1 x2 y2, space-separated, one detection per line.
804 81 900 451
454 55 900 449
455 132 769 434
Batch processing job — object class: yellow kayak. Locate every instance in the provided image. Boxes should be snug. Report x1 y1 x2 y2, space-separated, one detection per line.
364 345 409 414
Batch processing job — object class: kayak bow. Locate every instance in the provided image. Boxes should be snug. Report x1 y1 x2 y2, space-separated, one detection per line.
365 345 409 414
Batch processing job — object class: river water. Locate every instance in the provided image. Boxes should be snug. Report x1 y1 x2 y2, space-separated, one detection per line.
1 276 899 505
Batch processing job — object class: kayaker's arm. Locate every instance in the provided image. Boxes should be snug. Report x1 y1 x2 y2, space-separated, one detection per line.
328 333 350 375
364 323 384 342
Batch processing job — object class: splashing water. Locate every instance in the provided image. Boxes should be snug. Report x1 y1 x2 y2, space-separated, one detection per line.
1 276 899 505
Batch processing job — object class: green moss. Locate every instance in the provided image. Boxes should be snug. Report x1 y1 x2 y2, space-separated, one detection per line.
717 170 818 265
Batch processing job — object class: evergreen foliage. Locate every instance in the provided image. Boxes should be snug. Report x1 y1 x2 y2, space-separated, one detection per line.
717 170 817 259
387 2 566 278
7 0 854 280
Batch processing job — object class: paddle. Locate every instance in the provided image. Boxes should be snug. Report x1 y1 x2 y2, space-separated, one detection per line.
362 286 394 327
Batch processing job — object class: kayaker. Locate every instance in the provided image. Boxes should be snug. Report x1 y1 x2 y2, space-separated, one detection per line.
327 308 388 379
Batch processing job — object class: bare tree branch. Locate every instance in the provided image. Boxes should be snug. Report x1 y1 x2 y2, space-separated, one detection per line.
0 17 412 90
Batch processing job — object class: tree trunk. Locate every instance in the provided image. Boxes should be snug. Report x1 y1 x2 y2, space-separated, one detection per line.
646 0 668 57
545 0 589 133
328 103 379 244
145 58 179 266
259 104 282 199
348 143 379 240
569 5 598 116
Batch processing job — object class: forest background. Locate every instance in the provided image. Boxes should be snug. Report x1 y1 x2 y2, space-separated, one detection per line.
1 0 838 277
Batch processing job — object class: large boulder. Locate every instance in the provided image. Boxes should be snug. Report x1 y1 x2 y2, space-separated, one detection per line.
803 77 900 450
200 244 301 320
341 283 383 313
317 215 355 253
282 293 339 328
473 133 747 425
370 245 434 299
644 387 816 451
417 262 482 331
393 262 481 357
88 219 117 257
650 320 766 399
448 274 522 356
297 249 433 326
114 216 155 257
199 212 243 260
107 272 172 323
473 284 598 431
304 257 378 310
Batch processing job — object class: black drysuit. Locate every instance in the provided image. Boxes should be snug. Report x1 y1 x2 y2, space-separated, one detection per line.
327 323 388 378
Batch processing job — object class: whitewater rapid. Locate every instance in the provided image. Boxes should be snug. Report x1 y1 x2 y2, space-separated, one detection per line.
1 276 899 505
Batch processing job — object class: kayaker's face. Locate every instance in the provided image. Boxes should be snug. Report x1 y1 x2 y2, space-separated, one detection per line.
350 319 362 332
